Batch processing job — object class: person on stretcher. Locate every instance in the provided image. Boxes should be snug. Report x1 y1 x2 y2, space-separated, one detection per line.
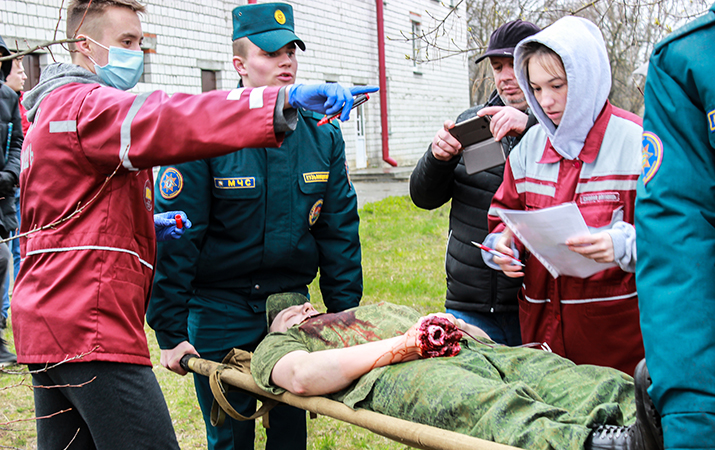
251 293 663 450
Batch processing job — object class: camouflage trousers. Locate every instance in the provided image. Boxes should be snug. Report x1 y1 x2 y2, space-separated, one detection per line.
359 340 635 450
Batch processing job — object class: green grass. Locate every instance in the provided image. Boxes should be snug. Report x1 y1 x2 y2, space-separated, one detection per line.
0 195 450 449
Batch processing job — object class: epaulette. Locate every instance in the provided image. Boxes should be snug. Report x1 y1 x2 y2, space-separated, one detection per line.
301 108 340 130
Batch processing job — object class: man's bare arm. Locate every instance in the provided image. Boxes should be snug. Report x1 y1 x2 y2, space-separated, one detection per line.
271 334 420 396
270 314 490 397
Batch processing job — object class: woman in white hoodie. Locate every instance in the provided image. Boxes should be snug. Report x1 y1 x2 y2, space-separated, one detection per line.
482 16 644 376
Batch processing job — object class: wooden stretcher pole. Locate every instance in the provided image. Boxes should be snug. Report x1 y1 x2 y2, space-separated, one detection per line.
181 355 520 450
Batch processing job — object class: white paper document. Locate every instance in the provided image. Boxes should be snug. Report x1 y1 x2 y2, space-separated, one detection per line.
495 203 617 278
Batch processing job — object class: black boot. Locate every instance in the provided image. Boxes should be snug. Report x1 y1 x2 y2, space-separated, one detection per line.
0 337 16 367
634 359 664 450
586 424 644 450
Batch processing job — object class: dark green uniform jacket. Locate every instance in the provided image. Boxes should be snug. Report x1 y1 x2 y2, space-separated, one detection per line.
148 108 362 350
635 3 715 448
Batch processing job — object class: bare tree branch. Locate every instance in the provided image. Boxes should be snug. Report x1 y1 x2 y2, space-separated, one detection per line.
1 346 100 376
1 408 72 426
0 38 85 62
0 152 126 246
406 0 710 109
62 429 81 450
32 377 97 390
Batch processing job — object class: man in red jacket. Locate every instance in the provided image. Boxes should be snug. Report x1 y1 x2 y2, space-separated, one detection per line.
11 0 375 448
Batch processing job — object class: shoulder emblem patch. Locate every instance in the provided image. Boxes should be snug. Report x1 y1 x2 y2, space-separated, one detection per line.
160 168 183 199
708 109 715 132
641 131 663 185
214 177 255 189
303 172 329 183
345 160 352 189
309 199 323 226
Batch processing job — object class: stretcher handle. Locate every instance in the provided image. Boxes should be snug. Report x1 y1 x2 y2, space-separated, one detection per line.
180 354 199 373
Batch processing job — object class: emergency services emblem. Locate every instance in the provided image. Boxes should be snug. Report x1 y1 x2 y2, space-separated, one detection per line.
708 109 715 132
160 168 183 200
274 9 286 24
309 199 323 226
144 179 153 211
214 177 255 189
641 131 663 185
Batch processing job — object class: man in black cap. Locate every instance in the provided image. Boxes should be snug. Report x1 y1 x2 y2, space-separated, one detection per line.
0 35 22 367
409 20 540 346
148 3 368 450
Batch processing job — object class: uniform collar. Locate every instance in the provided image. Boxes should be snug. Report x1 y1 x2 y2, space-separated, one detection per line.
538 101 612 164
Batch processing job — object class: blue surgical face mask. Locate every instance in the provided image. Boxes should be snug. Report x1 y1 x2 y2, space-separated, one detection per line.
86 36 144 91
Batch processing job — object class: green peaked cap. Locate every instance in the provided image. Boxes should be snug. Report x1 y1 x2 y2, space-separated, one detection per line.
232 2 306 52
266 292 309 328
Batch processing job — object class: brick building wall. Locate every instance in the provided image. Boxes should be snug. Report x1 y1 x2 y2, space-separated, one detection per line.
0 0 470 168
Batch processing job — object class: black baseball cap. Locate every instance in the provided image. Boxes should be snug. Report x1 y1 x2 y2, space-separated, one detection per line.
475 19 540 64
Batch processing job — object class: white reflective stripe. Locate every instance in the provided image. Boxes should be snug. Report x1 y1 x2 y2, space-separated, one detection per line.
526 291 637 305
576 179 639 194
49 120 77 133
516 181 556 197
227 88 245 101
487 206 501 217
26 245 153 270
524 295 551 304
560 291 637 304
249 86 266 109
119 93 151 172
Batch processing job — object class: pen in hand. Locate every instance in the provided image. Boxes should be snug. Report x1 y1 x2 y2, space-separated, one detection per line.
471 241 525 267
317 93 370 126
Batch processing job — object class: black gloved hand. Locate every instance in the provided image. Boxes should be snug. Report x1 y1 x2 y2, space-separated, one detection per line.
0 172 17 198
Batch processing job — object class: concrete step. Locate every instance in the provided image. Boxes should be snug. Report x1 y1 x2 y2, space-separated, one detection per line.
350 166 414 182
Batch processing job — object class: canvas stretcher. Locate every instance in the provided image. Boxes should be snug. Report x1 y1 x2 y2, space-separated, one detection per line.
180 354 523 450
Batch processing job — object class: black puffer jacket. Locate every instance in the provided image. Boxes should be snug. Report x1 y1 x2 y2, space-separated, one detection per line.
0 36 22 238
410 90 536 313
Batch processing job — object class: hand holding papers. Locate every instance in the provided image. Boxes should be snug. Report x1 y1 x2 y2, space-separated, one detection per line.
494 203 617 278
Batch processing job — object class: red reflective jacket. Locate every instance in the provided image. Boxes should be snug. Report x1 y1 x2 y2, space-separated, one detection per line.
13 82 283 365
489 102 645 375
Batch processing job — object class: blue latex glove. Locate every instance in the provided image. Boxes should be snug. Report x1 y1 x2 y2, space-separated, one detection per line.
289 84 379 121
154 211 192 242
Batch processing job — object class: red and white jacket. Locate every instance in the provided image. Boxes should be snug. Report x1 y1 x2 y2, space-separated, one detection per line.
488 102 645 374
13 79 285 366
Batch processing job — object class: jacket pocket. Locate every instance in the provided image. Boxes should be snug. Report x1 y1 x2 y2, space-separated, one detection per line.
111 264 146 287
578 200 624 229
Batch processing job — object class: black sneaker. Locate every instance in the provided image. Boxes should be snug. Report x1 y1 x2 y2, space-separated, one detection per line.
634 359 664 450
0 338 17 367
587 424 644 450
0 315 6 330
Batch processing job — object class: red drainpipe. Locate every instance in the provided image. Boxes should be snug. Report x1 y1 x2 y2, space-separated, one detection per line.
376 0 398 167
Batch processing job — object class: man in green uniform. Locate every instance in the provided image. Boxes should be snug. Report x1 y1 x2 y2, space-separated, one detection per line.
147 3 363 449
254 293 663 450
635 3 715 449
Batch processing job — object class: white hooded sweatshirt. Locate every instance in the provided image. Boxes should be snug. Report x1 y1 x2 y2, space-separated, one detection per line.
514 16 612 161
